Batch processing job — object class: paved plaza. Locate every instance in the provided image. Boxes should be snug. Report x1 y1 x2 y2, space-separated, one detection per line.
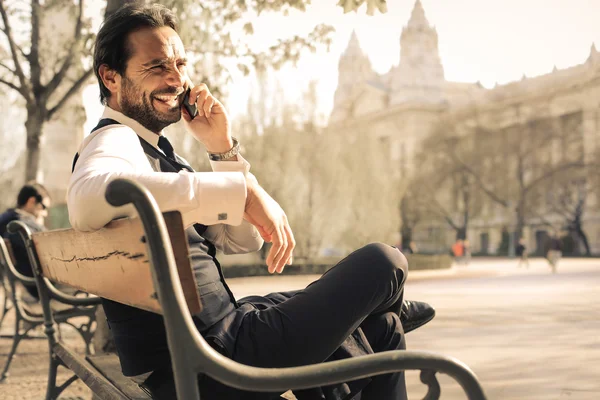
0 257 598 399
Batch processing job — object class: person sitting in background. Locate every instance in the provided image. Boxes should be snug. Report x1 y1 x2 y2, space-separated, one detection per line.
0 183 51 298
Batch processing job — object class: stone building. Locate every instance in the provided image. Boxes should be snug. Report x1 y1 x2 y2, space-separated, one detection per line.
328 0 600 255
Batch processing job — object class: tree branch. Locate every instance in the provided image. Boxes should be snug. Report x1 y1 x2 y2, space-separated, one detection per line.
0 0 30 101
29 0 42 94
449 150 509 207
46 68 94 120
529 208 556 228
0 60 16 76
0 76 23 94
44 0 84 96
523 162 585 195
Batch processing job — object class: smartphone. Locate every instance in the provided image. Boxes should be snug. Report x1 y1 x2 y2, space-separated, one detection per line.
182 88 198 119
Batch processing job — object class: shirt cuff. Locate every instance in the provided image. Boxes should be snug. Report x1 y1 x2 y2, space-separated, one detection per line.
209 153 250 176
192 171 246 226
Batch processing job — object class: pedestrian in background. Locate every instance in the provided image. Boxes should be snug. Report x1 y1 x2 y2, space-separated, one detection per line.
516 238 529 268
547 233 562 273
452 239 464 265
462 239 471 266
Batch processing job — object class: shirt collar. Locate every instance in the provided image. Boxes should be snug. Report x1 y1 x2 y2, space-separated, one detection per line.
15 208 36 220
101 107 163 148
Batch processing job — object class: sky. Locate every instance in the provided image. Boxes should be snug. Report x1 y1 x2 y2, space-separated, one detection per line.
83 0 600 132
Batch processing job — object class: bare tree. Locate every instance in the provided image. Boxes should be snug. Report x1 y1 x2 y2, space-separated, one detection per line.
0 0 336 183
545 178 591 255
337 128 401 252
440 109 585 241
402 131 485 248
0 0 101 181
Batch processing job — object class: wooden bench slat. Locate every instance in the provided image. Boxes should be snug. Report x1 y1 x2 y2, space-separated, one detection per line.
87 354 152 400
31 211 201 315
53 343 130 400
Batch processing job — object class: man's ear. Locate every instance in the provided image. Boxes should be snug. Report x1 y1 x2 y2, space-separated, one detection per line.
24 196 37 210
98 64 121 95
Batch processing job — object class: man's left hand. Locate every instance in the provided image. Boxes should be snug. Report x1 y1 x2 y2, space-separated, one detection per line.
181 83 233 153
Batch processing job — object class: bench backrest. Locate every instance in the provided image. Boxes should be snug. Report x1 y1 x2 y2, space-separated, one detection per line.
30 211 201 315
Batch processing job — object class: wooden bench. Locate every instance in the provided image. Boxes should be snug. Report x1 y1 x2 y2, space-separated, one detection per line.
8 178 488 400
0 238 98 383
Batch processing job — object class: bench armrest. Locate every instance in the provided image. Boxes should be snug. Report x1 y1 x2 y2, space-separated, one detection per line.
44 278 102 306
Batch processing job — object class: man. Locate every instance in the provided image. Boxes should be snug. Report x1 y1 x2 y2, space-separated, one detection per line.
0 184 51 297
547 232 562 274
68 5 434 399
515 237 529 268
452 239 464 265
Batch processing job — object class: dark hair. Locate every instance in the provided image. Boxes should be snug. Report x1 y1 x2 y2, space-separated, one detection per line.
17 183 50 207
93 4 178 105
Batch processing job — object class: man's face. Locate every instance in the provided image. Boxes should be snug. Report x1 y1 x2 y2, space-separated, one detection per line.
117 26 189 133
35 197 50 220
24 195 50 220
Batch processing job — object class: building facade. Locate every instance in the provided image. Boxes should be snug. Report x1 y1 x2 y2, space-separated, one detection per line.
329 0 600 255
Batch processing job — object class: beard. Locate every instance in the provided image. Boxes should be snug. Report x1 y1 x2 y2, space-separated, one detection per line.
119 76 182 133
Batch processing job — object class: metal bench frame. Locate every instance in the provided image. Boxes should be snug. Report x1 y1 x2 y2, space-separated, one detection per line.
9 178 488 400
0 238 98 384
0 246 13 331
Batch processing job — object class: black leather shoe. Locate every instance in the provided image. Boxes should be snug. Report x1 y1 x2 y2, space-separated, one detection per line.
400 300 435 333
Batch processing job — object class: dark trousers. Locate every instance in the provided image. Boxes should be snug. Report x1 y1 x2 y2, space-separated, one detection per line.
200 242 409 400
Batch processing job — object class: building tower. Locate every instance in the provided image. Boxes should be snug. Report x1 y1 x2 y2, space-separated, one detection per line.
389 0 445 104
330 31 374 121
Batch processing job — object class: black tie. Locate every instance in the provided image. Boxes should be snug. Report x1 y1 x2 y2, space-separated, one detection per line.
158 135 176 161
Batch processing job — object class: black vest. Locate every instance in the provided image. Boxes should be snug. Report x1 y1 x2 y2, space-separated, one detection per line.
74 119 238 375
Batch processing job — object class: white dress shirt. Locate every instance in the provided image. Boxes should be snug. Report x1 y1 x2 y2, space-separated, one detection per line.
67 107 263 254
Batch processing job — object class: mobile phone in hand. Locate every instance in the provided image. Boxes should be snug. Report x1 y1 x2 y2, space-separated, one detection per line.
182 88 198 119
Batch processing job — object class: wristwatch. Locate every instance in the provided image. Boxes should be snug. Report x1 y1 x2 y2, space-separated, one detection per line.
207 137 240 161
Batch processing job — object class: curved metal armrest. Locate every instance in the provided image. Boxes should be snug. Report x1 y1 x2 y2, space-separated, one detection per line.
200 348 486 399
0 237 36 287
44 278 101 306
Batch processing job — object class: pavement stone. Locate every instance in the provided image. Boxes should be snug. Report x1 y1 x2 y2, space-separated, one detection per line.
1 257 598 399
0 322 92 399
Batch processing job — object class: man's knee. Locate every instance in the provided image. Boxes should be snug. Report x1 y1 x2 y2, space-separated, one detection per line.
357 242 408 284
362 312 405 352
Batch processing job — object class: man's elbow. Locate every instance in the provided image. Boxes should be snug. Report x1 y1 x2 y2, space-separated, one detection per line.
222 236 264 255
67 180 129 232
250 236 265 253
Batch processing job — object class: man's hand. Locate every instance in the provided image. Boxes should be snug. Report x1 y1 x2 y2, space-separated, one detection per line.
244 176 295 274
181 82 233 153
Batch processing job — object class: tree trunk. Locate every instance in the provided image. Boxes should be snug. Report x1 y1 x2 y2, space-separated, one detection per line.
575 225 591 256
400 225 412 249
24 114 44 182
515 200 525 241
